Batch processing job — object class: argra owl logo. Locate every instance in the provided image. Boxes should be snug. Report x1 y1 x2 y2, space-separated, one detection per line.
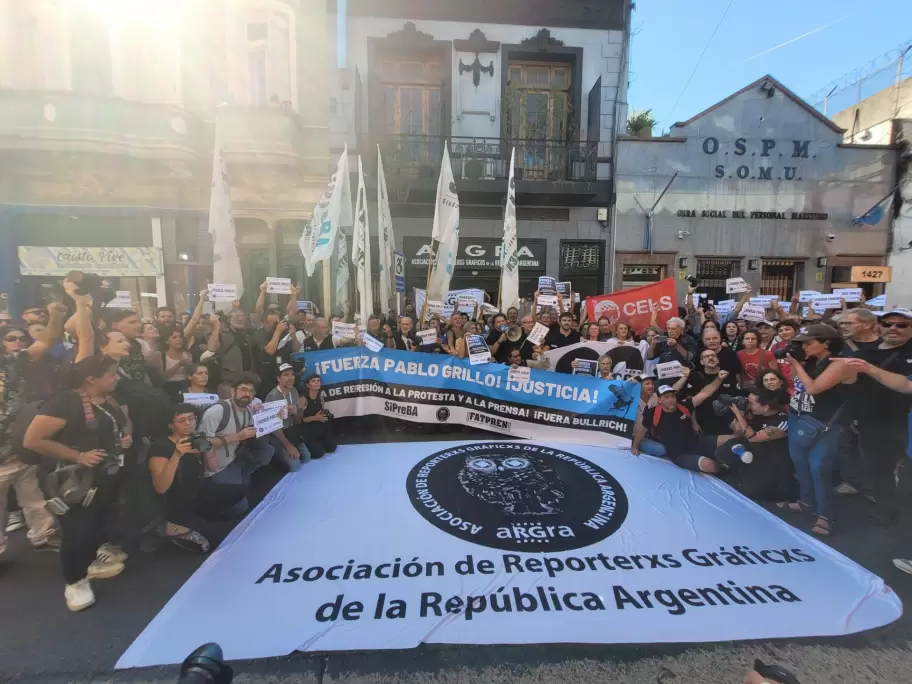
406 442 628 552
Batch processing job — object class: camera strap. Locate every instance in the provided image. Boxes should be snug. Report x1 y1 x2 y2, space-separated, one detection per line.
78 391 124 452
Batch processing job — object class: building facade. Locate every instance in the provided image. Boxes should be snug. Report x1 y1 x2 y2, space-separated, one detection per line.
831 76 911 305
613 76 897 303
0 0 330 316
326 0 629 306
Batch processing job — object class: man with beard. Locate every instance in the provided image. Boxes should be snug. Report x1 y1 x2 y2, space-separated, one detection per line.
300 317 335 351
836 308 882 354
543 312 581 350
683 347 742 436
839 308 912 530
212 309 258 393
198 374 274 514
388 316 420 351
702 327 742 379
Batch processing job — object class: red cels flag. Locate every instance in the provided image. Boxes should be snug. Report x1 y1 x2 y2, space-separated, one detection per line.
585 278 677 334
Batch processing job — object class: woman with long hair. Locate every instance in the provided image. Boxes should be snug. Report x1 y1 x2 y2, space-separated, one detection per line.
759 368 787 393
737 331 776 390
185 363 212 395
777 325 854 537
24 355 132 611
161 329 193 401
139 322 160 356
722 321 741 350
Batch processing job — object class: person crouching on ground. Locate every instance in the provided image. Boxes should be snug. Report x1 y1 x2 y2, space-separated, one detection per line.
298 374 337 459
146 404 213 554
264 363 310 471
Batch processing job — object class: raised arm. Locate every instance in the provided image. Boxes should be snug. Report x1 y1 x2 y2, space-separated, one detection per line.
255 280 267 318
788 356 855 395
841 358 912 394
692 370 729 407
64 280 96 363
183 289 209 342
25 302 67 360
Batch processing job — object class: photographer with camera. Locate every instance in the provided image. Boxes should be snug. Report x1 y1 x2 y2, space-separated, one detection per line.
211 309 258 396
647 317 696 375
298 374 337 460
197 375 274 510
777 324 855 537
147 404 213 554
256 306 301 396
23 355 132 612
770 319 800 391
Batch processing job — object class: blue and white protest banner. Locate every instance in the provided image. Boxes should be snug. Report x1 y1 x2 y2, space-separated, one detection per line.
117 441 902 668
297 348 639 447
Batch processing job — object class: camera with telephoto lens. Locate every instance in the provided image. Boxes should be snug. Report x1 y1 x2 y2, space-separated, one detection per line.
773 340 806 362
65 271 117 306
712 394 749 416
187 432 213 453
686 275 699 288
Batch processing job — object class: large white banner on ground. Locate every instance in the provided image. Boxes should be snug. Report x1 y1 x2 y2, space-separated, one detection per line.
117 441 902 668
295 348 638 447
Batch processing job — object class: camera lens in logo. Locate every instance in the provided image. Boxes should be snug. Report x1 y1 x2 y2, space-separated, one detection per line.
436 407 450 422
406 442 628 552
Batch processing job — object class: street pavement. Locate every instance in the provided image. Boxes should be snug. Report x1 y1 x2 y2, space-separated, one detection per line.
2 424 912 684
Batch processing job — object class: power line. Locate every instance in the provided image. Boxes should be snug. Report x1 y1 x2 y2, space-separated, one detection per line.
666 0 736 122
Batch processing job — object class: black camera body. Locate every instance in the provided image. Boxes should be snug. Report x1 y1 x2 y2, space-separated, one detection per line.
773 340 805 362
713 394 749 416
187 432 213 452
66 271 117 307
322 409 334 420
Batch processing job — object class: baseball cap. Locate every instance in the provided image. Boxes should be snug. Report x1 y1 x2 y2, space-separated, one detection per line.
792 323 842 341
277 363 294 373
756 319 774 327
881 307 912 320
657 384 676 396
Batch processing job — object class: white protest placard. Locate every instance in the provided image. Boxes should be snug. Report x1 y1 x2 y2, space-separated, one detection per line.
740 304 767 322
574 292 581 304
867 294 886 308
425 300 446 316
480 303 499 316
811 295 842 311
508 365 531 384
465 334 491 365
537 294 558 308
749 295 778 306
690 293 705 307
362 332 383 352
656 361 684 379
833 288 863 303
416 329 438 345
725 277 749 294
332 322 357 339
538 276 556 294
208 283 238 302
181 393 218 407
261 400 287 413
526 322 549 346
266 277 292 295
555 281 572 296
798 291 820 303
297 301 313 312
106 291 133 309
253 407 284 437
572 359 598 377
456 293 477 307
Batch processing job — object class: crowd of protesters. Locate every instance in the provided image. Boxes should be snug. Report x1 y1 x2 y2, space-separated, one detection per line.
1 273 911 613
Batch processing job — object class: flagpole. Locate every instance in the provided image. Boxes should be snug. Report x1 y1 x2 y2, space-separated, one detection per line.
419 242 434 328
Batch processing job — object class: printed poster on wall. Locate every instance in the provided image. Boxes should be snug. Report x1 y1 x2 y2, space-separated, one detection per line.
116 441 902 668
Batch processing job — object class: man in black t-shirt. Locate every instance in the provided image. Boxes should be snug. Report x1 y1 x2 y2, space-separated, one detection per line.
684 348 741 435
301 318 335 352
543 313 581 350
637 385 700 461
701 328 742 379
836 309 882 356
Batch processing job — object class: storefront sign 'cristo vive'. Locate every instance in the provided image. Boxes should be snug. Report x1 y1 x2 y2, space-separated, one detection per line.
297 348 639 447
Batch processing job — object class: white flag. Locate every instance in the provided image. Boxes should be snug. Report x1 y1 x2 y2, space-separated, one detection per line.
302 145 352 277
426 144 460 302
377 146 396 314
335 232 351 317
499 147 519 312
208 135 244 299
352 156 374 326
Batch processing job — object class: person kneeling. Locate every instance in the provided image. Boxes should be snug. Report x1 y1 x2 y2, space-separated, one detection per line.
298 374 337 459
264 364 310 471
146 405 214 554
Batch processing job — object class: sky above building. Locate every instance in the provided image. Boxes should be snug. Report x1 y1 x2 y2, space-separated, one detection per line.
628 0 912 132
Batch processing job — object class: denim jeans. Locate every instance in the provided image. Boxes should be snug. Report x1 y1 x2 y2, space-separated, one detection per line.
787 413 844 520
639 439 667 458
270 435 309 472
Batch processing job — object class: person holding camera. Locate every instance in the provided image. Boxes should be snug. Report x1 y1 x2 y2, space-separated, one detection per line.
23 355 133 612
211 309 258 395
647 317 696 370
146 405 213 554
298 374 337 459
301 317 335 352
777 324 855 537
197 374 275 512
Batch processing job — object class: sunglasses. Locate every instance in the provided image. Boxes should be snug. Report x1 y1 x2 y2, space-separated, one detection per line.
881 321 911 329
3 335 26 342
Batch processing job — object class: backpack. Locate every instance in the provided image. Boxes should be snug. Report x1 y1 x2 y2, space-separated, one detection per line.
652 404 690 429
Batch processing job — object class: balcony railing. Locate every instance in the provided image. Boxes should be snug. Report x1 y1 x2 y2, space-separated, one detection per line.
377 135 598 183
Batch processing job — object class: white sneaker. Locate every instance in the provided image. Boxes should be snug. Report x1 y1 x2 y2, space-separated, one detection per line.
5 510 25 532
835 482 859 495
96 543 128 563
87 558 125 580
65 578 96 612
893 558 912 576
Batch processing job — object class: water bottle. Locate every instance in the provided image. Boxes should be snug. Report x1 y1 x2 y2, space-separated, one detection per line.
731 443 753 465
